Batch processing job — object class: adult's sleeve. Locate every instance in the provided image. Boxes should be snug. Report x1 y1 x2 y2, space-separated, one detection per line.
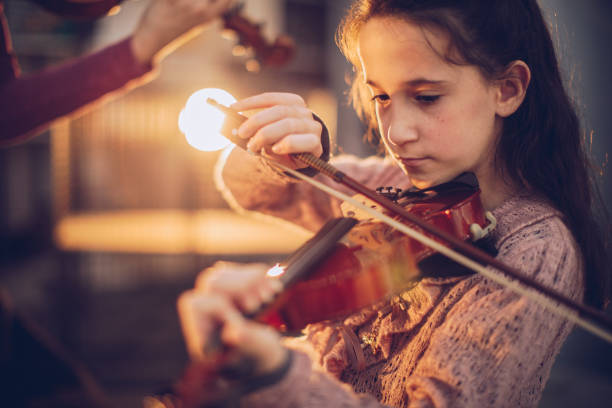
0 5 154 146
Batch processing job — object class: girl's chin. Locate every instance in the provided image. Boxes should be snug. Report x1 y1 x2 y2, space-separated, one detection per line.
407 173 456 190
410 179 435 190
399 163 438 188
405 174 434 189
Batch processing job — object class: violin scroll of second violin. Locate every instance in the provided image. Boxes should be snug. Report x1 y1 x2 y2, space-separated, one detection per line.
221 3 295 72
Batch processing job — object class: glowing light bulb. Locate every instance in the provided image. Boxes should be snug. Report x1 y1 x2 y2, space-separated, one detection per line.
178 88 236 151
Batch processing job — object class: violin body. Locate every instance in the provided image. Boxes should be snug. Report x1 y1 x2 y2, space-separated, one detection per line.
222 3 294 71
258 178 490 332
349 182 489 262
257 242 415 332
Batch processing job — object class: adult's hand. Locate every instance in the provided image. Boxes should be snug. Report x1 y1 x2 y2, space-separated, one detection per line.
131 0 235 65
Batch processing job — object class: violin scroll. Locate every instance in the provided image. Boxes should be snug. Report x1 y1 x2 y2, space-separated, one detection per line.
222 3 295 72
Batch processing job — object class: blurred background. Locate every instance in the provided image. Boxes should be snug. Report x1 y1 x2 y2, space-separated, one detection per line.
0 0 610 406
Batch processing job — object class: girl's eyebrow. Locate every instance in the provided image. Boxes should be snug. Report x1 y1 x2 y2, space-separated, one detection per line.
365 78 448 88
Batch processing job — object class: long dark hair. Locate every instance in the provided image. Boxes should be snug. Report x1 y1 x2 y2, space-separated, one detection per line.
337 0 610 309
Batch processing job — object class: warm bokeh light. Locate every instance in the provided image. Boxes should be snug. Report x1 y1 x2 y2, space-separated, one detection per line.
55 211 310 255
178 88 236 151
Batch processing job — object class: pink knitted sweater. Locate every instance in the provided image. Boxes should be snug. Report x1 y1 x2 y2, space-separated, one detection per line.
215 148 584 408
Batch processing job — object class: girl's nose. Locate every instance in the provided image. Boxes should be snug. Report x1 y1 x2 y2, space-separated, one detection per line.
386 104 418 147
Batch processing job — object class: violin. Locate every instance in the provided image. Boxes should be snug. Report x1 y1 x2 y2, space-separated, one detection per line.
221 3 294 72
172 181 492 407
256 174 492 332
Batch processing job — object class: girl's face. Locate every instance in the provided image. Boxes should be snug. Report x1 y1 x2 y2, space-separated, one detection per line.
358 17 503 190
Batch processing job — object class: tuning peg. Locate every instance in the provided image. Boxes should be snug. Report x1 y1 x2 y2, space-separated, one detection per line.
245 59 261 73
107 5 121 16
221 29 238 42
232 44 247 57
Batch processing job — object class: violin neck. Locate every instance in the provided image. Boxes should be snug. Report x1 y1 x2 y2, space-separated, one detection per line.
246 217 358 323
280 217 358 287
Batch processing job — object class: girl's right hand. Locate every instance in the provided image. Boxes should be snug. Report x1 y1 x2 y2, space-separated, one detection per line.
231 92 324 170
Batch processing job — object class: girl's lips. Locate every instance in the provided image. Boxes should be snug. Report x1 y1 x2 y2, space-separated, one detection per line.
399 157 428 167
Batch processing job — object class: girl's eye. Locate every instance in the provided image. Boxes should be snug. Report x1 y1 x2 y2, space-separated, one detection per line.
371 94 391 106
416 94 441 104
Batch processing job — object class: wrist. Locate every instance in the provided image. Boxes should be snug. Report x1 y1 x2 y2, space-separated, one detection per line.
285 113 331 178
130 30 157 66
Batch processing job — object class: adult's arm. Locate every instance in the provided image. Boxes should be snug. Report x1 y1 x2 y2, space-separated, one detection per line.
0 0 234 146
0 33 152 146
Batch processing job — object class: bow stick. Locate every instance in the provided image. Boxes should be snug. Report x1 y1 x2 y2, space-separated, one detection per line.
207 98 612 344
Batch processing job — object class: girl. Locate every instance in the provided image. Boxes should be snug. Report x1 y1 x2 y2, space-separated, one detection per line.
176 1 609 407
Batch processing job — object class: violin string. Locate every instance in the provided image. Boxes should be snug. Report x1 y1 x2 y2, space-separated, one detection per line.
271 160 612 344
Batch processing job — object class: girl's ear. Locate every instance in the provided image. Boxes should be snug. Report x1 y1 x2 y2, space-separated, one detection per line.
495 60 531 117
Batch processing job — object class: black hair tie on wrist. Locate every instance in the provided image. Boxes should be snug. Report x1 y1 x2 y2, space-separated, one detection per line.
287 113 331 178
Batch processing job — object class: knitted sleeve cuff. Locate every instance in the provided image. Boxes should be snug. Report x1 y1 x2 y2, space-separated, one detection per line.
294 113 331 177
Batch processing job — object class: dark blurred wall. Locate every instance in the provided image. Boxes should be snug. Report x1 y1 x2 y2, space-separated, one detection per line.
534 2 612 406
538 0 612 207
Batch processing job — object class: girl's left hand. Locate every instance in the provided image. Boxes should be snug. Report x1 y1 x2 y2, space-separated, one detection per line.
177 261 286 375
